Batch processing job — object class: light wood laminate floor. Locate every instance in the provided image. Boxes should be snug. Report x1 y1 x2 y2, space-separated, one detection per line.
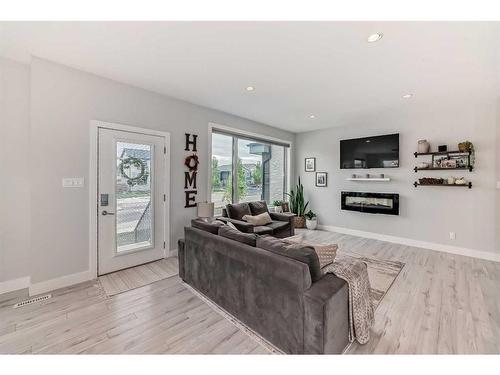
1 229 499 354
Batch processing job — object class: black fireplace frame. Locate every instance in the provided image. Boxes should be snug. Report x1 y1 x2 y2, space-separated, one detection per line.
341 191 400 216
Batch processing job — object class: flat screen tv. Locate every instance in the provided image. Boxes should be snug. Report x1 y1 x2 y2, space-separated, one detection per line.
340 133 399 169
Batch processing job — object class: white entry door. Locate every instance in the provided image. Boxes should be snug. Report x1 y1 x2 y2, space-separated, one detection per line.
98 128 167 275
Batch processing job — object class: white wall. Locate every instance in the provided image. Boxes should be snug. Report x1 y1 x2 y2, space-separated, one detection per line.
0 57 31 283
26 57 294 284
296 94 498 254
496 98 500 252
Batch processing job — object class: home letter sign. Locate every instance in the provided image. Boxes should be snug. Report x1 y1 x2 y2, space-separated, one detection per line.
184 133 199 208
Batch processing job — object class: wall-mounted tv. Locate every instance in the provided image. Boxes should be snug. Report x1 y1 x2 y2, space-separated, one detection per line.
340 133 399 169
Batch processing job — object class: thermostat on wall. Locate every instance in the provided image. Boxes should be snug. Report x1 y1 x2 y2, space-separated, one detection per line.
62 177 84 188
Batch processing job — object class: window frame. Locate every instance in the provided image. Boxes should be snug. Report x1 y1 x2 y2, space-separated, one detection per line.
208 123 292 210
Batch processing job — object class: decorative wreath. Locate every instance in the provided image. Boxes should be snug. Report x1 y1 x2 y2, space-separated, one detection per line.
184 154 199 172
119 157 149 186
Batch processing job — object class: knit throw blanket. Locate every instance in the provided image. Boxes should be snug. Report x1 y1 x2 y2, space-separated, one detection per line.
323 254 374 344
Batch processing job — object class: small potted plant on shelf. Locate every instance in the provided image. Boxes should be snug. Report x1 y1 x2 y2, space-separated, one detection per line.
305 210 317 230
271 200 283 213
287 177 309 228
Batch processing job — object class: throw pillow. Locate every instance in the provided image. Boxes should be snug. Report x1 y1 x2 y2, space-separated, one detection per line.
191 218 224 234
218 225 258 247
225 220 238 230
283 236 338 269
242 212 273 226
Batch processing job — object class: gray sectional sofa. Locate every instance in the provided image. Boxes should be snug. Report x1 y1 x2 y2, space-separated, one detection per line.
217 201 295 238
178 214 350 354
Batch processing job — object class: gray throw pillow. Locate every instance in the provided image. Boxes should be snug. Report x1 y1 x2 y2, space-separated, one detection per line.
191 218 224 234
256 235 322 282
219 225 258 247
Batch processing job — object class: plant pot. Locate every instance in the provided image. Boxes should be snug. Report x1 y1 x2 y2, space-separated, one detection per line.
306 219 317 230
293 216 306 229
274 205 283 213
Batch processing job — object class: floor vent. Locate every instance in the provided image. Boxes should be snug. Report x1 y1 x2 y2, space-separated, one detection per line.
13 294 52 309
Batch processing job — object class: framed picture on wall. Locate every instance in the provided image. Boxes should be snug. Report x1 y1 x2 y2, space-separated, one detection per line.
315 172 328 187
305 157 316 172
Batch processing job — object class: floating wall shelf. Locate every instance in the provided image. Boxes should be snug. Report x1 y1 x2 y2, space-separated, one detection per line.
346 178 391 182
414 166 473 172
413 181 472 189
414 150 472 157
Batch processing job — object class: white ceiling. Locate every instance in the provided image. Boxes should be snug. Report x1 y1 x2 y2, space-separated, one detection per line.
1 22 498 133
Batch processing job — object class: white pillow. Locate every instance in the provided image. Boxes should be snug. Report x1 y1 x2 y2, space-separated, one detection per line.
225 221 239 230
242 212 273 226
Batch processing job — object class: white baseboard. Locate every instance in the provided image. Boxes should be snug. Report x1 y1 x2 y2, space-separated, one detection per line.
29 270 93 296
317 224 500 263
0 276 30 295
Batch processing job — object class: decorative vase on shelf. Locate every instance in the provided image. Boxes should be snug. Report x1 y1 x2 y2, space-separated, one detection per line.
418 140 430 153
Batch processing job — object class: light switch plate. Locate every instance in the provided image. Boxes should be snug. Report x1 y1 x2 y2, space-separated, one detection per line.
62 177 84 188
497 181 500 189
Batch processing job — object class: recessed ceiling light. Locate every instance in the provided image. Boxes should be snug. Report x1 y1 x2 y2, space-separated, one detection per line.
245 86 255 92
367 33 383 43
309 115 316 119
402 94 413 99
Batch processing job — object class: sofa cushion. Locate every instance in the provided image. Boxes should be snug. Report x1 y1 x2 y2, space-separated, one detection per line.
191 218 224 234
226 202 252 221
219 225 258 247
253 225 274 235
266 220 289 232
242 212 273 226
248 201 269 215
256 236 322 282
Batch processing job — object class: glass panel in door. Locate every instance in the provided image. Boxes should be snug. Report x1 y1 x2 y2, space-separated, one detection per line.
211 133 233 215
115 141 153 252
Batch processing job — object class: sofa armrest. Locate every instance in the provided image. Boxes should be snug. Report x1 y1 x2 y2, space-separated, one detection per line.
216 217 255 233
178 239 186 280
269 212 296 222
303 274 350 354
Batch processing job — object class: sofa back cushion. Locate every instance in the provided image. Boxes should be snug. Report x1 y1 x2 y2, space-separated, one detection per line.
219 225 258 247
256 235 322 282
191 218 224 234
226 202 252 221
248 201 269 216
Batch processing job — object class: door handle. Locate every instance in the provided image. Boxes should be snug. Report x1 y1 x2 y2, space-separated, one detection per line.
102 210 115 216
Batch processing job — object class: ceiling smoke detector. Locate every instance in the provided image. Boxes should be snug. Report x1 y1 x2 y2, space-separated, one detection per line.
367 33 383 43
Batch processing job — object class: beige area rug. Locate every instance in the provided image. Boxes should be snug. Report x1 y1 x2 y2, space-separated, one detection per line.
342 251 405 310
185 253 404 354
99 258 179 297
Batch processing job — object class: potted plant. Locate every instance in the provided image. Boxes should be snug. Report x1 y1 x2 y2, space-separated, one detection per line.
286 177 309 228
305 210 317 230
271 200 283 213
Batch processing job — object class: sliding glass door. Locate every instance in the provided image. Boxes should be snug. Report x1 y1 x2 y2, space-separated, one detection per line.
211 130 288 215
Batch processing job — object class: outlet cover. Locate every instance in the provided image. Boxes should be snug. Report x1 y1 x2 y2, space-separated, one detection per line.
62 177 84 188
449 232 456 240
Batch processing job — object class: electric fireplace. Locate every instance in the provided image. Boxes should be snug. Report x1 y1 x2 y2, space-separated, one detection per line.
341 191 399 215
